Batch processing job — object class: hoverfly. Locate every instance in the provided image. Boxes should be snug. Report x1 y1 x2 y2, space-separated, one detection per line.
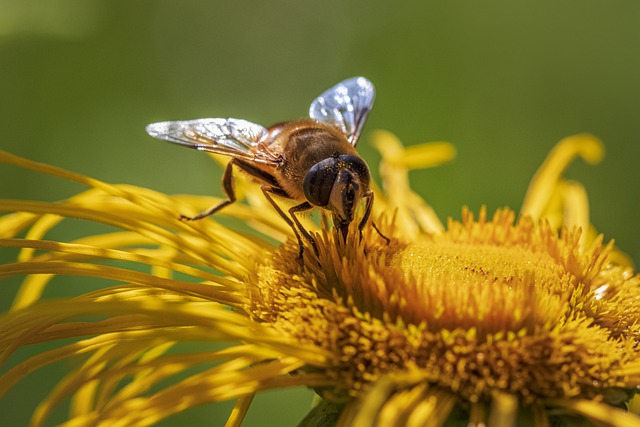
146 76 379 258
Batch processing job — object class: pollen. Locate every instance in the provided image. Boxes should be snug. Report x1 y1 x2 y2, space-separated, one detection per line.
249 205 640 407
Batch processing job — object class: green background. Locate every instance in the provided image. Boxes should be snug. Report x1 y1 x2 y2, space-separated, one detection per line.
1 1 639 425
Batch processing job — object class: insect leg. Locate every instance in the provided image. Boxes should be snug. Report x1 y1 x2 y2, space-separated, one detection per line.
359 190 390 244
261 186 312 260
289 202 318 257
180 159 238 221
358 190 374 232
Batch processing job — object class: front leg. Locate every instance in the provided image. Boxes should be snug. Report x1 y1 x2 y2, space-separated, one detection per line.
289 201 318 257
359 190 390 244
261 186 316 260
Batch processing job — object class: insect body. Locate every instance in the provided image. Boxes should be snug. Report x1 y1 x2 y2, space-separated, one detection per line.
146 77 376 257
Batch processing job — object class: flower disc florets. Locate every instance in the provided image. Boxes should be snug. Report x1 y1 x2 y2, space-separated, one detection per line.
250 207 639 409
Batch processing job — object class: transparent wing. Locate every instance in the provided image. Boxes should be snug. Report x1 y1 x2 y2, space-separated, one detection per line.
145 118 279 164
308 76 375 146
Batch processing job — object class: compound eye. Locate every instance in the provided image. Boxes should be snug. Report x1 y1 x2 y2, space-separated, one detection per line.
338 154 370 187
303 157 340 207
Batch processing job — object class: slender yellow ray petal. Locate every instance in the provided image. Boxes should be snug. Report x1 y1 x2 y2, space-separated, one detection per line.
1 333 147 397
0 151 187 223
405 390 456 427
337 370 433 427
0 261 244 307
0 302 254 346
520 134 604 221
370 130 456 170
72 230 163 250
10 231 171 309
549 398 640 427
0 299 331 377
0 199 258 277
39 350 246 427
94 347 167 412
2 328 301 406
370 130 452 235
33 345 118 427
0 199 183 248
71 379 100 419
2 315 178 346
225 394 255 427
12 273 55 310
103 346 285 398
560 181 590 246
74 341 176 417
83 358 316 427
20 214 64 260
101 348 271 410
337 378 392 427
0 238 234 284
0 150 105 189
469 401 487 427
0 211 38 238
487 392 518 427
376 383 428 426
60 374 331 427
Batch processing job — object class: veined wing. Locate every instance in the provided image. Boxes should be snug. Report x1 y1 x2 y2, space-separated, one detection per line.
146 118 280 164
308 76 375 146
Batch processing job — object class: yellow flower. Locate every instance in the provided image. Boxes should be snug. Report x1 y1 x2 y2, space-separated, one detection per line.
1 131 639 427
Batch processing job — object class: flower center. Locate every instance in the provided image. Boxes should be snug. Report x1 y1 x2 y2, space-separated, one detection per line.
248 209 633 404
396 241 563 284
390 239 570 334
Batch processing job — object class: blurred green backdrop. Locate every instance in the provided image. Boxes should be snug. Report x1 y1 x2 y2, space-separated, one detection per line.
1 1 639 425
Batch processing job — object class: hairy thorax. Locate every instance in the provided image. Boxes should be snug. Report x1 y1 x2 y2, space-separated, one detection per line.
268 119 358 200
